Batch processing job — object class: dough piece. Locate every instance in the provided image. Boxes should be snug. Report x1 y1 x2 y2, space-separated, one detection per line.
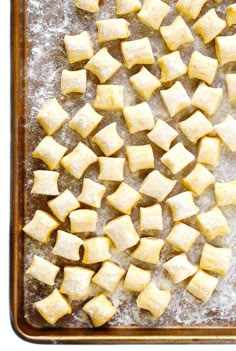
92 261 126 292
31 170 59 196
23 210 59 243
93 85 124 111
183 163 215 196
176 0 208 20
126 144 154 172
129 66 161 100
48 189 80 222
35 289 72 325
226 4 236 26
61 142 97 179
82 237 111 264
193 9 226 43
107 182 141 215
186 270 219 302
188 51 218 85
166 191 199 221
140 170 176 202
160 81 191 117
161 142 195 174
96 19 130 42
124 264 151 292
192 82 223 116
69 103 102 138
158 51 187 83
137 283 171 318
160 16 194 51
215 34 236 65
225 74 236 101
179 110 213 144
104 215 139 251
163 253 197 284
196 207 229 239
98 157 125 181
32 136 67 171
197 136 221 168
131 237 164 265
137 0 170 30
78 178 106 208
82 294 116 327
214 115 236 152
215 180 236 206
166 222 200 253
140 204 163 231
85 48 121 83
73 0 99 13
26 255 60 286
69 209 97 233
116 0 142 15
92 122 124 156
36 98 68 135
200 243 232 275
52 230 83 261
64 31 94 64
123 102 155 134
147 119 178 151
60 266 94 300
61 69 86 95
121 37 155 69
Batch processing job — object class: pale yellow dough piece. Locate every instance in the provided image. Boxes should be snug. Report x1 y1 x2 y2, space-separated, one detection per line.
183 163 215 196
214 114 236 152
31 170 59 196
197 137 221 168
163 253 197 284
200 243 232 275
225 74 236 101
116 0 142 15
166 222 200 253
129 66 161 100
176 0 208 20
98 157 125 182
123 102 155 134
93 85 124 111
61 69 86 95
78 178 106 208
192 82 223 116
82 294 116 327
215 180 236 206
161 142 195 175
147 119 178 151
186 270 219 302
26 255 60 286
92 261 126 292
73 0 99 13
64 32 94 64
196 207 229 239
82 236 111 264
92 122 124 156
215 34 236 65
226 4 236 26
193 9 226 43
52 230 83 261
166 191 199 221
160 81 191 117
96 19 130 43
124 264 151 292
188 51 218 85
137 0 170 30
69 209 97 233
158 51 187 83
126 144 154 172
107 182 141 215
121 37 155 69
131 237 164 265
48 189 80 222
140 204 163 231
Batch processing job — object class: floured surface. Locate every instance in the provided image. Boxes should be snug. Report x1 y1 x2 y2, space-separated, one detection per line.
24 0 236 328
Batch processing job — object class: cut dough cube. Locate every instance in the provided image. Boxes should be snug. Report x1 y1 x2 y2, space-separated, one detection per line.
98 157 125 181
225 74 236 101
166 222 200 253
137 283 171 318
64 31 94 64
196 207 229 239
61 69 86 95
48 189 80 222
36 98 68 135
32 136 67 171
129 66 161 100
192 82 223 116
200 243 232 275
193 9 226 43
161 142 195 175
140 170 176 202
23 210 59 243
140 204 163 231
78 178 106 208
92 261 126 292
131 237 164 265
116 0 141 15
61 142 97 180
214 115 236 152
82 236 111 264
176 0 208 20
26 255 60 286
69 209 97 233
124 264 151 292
52 230 83 261
69 103 102 138
93 85 124 111
215 180 236 207
160 16 194 51
158 51 187 83
121 37 155 69
147 119 178 151
186 270 219 302
166 191 199 221
92 122 124 156
60 266 94 300
31 170 59 196
188 51 218 85
85 48 121 83
179 110 213 144
163 253 197 284
123 102 155 134
107 182 141 215
160 81 191 117
35 289 72 325
215 34 236 65
82 294 116 327
126 144 154 172
226 4 236 26
183 163 215 196
137 0 170 30
96 19 130 42
73 0 99 13
197 136 221 168
104 215 139 252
